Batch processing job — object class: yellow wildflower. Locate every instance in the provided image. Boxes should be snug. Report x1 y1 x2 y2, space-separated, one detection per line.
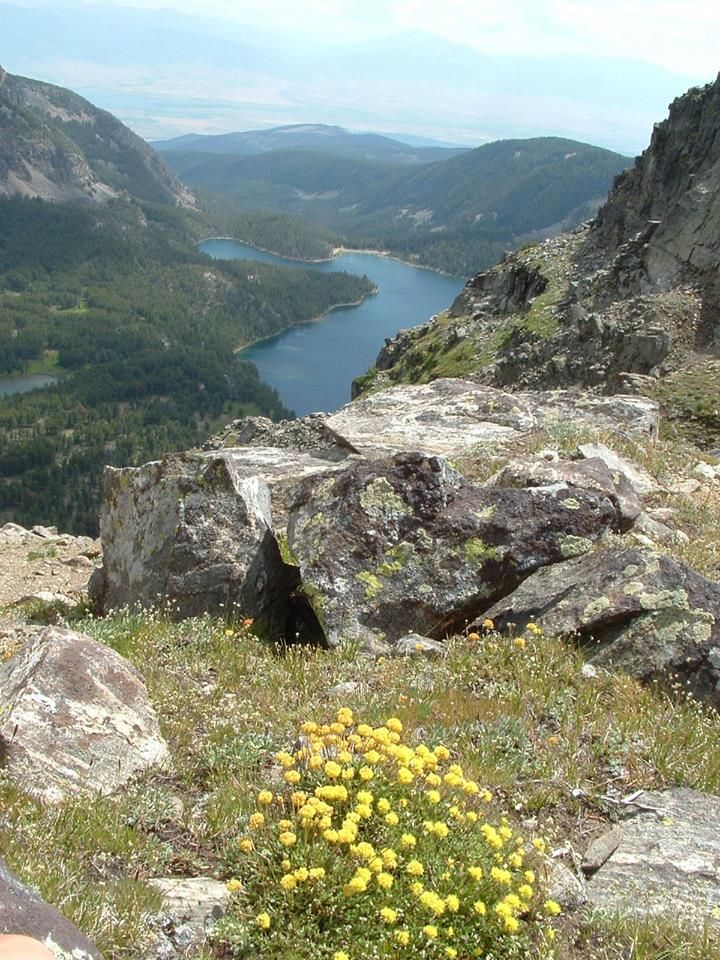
248 812 265 830
380 906 398 924
255 912 271 929
226 878 243 894
423 925 439 940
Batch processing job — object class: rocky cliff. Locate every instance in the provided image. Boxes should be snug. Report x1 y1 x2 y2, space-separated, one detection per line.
355 74 720 444
0 66 194 206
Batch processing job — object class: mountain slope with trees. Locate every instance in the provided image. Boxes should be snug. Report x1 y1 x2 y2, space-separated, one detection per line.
0 74 374 534
163 136 630 274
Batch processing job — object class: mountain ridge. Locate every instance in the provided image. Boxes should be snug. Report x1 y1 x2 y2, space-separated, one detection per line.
153 123 466 164
165 135 629 274
0 65 194 206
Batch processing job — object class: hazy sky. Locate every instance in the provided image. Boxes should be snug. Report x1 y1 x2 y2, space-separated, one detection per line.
5 0 717 149
42 0 718 78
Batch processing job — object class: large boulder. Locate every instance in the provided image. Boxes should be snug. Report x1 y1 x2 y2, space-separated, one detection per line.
481 547 720 707
287 452 624 651
583 789 720 929
0 626 168 803
484 455 643 531
92 453 298 624
0 857 103 958
325 379 660 459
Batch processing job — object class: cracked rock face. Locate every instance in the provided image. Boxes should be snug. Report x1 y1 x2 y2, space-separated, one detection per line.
0 626 168 803
0 857 103 958
287 451 624 651
481 547 720 707
92 452 299 626
584 789 720 928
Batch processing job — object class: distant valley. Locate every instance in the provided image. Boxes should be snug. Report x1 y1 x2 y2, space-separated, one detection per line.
0 67 633 532
0 69 374 533
159 128 630 274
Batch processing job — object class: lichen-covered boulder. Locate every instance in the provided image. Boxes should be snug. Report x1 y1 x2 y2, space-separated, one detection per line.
584 789 720 928
325 379 659 459
0 626 168 803
480 547 720 707
287 452 624 651
484 456 643 531
92 452 298 624
0 857 103 958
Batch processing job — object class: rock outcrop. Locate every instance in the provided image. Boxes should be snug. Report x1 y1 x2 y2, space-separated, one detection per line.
354 75 720 444
92 382 660 647
480 547 720 707
287 452 623 651
0 858 103 958
0 626 168 802
583 788 720 929
91 453 299 625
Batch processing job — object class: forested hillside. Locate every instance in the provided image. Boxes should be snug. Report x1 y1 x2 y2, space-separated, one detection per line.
0 197 373 534
164 136 630 274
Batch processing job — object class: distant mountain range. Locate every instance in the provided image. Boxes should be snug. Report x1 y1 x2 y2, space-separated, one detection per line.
0 65 193 206
153 124 466 165
162 136 630 273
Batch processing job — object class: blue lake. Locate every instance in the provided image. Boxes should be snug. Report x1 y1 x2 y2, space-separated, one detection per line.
0 373 58 398
200 239 464 416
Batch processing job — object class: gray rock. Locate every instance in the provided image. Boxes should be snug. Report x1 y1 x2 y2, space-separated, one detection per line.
585 789 720 928
394 634 447 656
92 452 299 629
484 456 642 531
150 877 229 959
577 442 664 496
633 511 688 545
325 680 365 699
693 461 720 481
546 860 587 910
0 626 168 803
481 547 720 707
0 856 103 958
582 826 625 874
288 452 622 651
326 379 659 459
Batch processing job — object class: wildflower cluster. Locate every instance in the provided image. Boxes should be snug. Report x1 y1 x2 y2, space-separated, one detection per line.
223 709 560 958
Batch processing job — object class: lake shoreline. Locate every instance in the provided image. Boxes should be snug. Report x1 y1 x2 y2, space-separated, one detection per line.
233 288 379 355
198 237 460 277
201 237 463 415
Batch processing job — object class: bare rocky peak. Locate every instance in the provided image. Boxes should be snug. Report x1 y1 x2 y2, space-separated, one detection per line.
0 66 195 207
588 73 720 287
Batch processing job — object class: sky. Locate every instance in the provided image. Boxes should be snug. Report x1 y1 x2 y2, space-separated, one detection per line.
3 0 718 151
50 0 719 78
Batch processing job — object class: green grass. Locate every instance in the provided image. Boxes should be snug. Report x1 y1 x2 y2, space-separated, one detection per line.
2 608 720 958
